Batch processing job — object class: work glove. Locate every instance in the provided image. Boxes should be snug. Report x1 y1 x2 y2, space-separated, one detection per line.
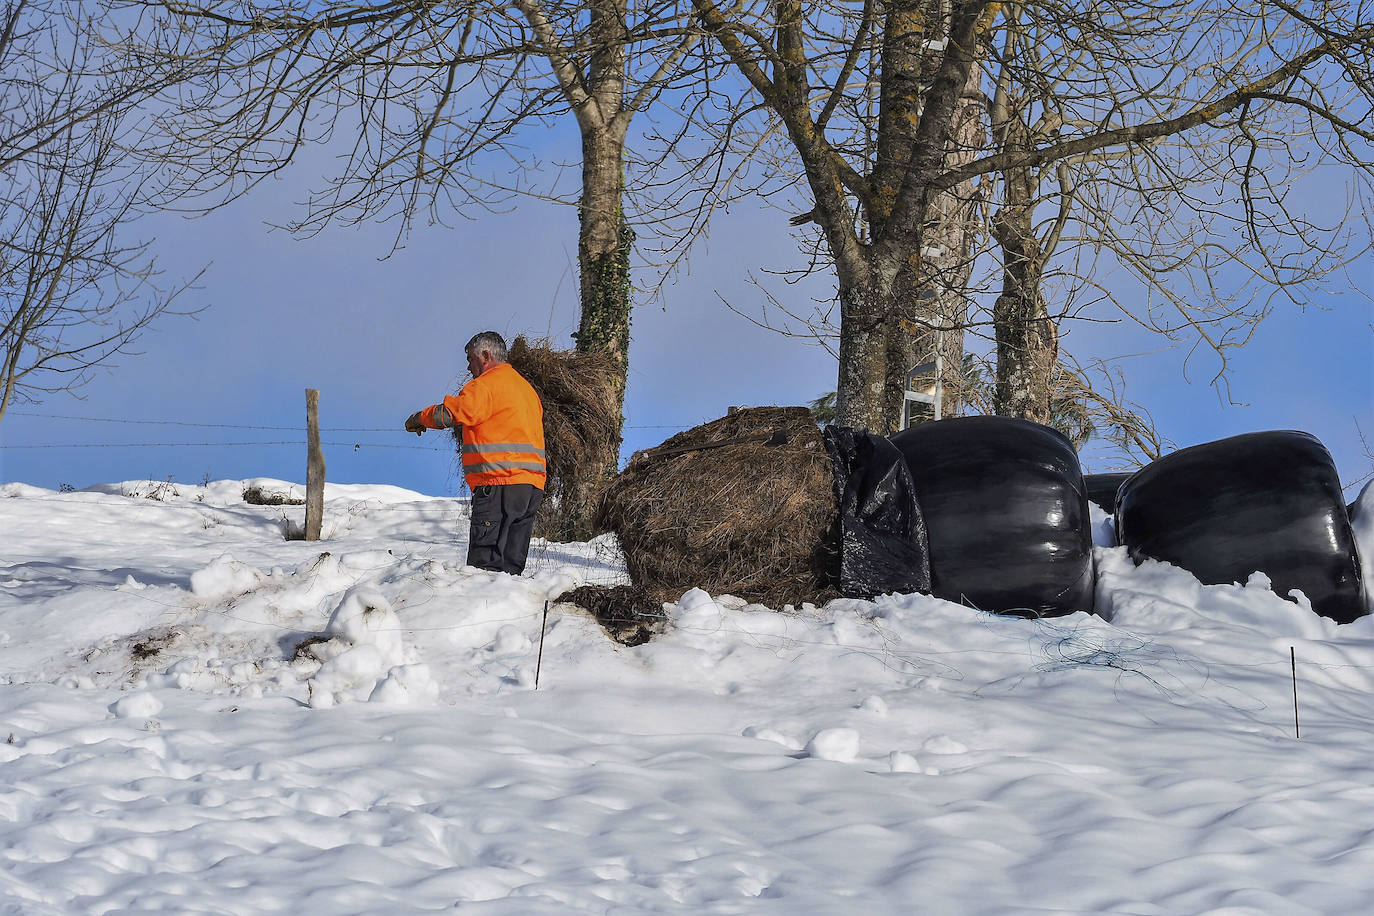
404 412 425 435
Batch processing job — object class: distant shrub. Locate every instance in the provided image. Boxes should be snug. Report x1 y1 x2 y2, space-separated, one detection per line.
123 477 179 501
243 485 304 506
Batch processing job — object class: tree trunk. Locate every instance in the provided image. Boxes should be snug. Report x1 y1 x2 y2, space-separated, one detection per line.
990 246 1057 425
559 122 631 539
884 65 985 429
834 265 892 431
991 122 1058 425
858 2 985 433
511 0 633 540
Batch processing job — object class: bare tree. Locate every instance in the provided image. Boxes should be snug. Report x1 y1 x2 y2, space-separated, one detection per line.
98 0 706 537
984 9 1059 426
1 0 197 422
689 0 1374 434
687 0 998 431
981 2 1373 431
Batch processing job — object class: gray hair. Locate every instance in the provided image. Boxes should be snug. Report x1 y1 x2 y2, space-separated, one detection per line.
465 331 508 362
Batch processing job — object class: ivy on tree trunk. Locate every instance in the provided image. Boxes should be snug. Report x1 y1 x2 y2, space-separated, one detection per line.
557 123 633 540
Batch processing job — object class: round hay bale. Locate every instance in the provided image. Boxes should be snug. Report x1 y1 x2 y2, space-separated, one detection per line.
598 406 839 608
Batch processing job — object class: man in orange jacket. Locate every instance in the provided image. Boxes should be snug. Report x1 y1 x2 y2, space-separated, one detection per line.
405 331 546 575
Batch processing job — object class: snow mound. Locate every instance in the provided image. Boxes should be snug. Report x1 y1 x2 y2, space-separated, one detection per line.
109 692 162 719
190 555 264 599
804 727 861 762
307 586 410 707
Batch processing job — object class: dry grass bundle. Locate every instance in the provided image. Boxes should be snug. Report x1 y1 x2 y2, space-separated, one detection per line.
598 406 839 608
242 485 303 506
505 336 622 539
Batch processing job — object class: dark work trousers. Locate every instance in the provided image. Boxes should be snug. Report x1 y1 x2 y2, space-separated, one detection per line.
467 483 544 575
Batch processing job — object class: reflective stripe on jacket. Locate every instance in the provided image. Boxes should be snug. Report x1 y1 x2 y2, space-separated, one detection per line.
417 362 546 489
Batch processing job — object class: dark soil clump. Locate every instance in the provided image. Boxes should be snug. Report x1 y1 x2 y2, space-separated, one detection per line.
129 627 183 661
557 585 666 647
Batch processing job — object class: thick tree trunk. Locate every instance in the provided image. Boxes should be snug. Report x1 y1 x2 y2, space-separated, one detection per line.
574 127 632 403
985 19 1059 427
857 2 985 433
991 291 1057 425
511 0 635 540
991 251 1057 424
834 263 892 431
558 123 631 539
836 234 974 435
885 65 984 429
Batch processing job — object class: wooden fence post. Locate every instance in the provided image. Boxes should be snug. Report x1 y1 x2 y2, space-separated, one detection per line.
305 388 325 541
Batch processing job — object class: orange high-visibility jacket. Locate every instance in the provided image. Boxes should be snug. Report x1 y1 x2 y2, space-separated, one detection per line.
417 362 546 489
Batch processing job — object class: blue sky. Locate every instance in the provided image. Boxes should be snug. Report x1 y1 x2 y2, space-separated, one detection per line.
1 160 1371 499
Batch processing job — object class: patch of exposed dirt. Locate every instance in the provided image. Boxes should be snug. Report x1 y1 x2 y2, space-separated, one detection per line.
130 627 185 661
556 585 667 647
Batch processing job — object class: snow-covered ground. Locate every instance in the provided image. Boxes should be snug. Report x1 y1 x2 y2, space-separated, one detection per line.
2 478 1372 914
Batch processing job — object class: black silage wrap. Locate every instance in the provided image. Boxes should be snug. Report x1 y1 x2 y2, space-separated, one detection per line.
824 427 931 599
1115 430 1366 624
1084 472 1134 513
890 416 1095 618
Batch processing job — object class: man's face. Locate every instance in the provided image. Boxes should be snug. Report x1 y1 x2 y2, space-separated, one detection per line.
466 347 484 379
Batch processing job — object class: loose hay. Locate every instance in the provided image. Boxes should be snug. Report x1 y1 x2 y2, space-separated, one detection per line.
598 406 839 609
506 337 622 540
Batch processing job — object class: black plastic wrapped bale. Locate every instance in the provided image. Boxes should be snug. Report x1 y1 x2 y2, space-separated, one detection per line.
1085 472 1134 513
1114 431 1367 624
824 427 931 599
889 416 1095 617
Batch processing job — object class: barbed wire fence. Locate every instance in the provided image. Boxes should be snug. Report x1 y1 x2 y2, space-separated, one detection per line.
3 411 693 443
0 405 687 587
0 409 699 493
